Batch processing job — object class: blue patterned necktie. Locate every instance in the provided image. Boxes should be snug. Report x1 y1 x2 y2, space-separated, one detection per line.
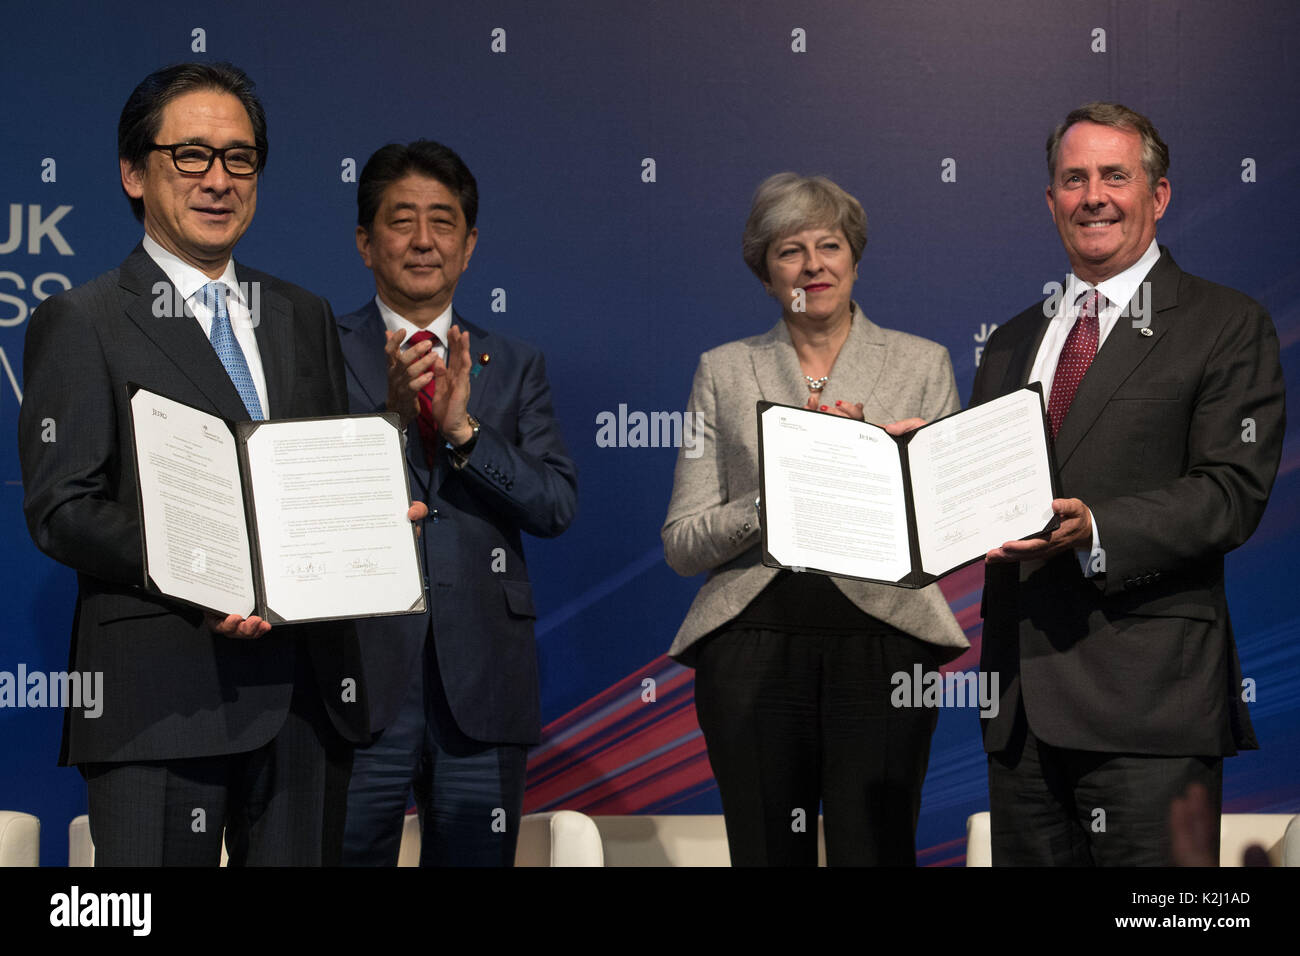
199 281 264 420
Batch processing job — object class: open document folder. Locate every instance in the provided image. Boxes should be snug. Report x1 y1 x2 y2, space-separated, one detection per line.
128 383 426 624
757 385 1061 588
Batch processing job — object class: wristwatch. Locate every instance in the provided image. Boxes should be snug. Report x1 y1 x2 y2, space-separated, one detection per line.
445 413 480 468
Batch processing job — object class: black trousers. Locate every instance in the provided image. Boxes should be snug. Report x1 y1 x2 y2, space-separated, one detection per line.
693 625 940 866
84 651 352 866
987 707 1224 866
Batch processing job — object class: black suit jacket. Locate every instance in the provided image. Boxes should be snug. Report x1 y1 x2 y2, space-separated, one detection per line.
19 244 368 765
970 248 1284 756
336 301 577 744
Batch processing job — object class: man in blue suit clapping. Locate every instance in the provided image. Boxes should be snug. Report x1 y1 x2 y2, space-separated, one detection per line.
337 140 577 866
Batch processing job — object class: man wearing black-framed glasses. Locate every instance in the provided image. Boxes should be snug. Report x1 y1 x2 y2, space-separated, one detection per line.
148 142 264 177
17 62 406 866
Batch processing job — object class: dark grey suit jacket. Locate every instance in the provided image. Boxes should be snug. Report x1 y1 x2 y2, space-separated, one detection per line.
19 244 368 765
971 247 1285 756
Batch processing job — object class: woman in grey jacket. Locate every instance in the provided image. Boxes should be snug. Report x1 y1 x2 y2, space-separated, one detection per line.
662 173 968 866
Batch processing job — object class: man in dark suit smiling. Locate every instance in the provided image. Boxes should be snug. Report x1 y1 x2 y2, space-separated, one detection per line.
971 102 1285 865
336 141 576 866
19 63 400 864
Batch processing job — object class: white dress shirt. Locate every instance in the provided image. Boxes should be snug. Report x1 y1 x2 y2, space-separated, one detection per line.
375 295 453 361
1028 239 1161 397
142 233 271 417
1027 238 1162 574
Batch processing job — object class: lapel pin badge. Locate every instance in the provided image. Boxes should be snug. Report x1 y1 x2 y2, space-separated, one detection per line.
1139 328 1153 337
471 353 490 378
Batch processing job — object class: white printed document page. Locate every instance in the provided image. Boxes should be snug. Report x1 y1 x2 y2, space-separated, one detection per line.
759 404 912 582
906 388 1056 576
242 415 425 623
130 388 257 617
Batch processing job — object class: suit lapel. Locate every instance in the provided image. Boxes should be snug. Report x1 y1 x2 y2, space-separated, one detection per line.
339 300 434 495
821 306 889 418
458 313 492 423
1014 315 1052 390
749 304 892 415
749 318 810 407
246 268 294 419
1051 250 1177 468
340 300 390 412
118 246 251 422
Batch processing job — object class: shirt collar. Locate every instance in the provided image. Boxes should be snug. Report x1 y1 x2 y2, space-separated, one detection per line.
374 295 454 345
1064 238 1161 313
142 233 243 307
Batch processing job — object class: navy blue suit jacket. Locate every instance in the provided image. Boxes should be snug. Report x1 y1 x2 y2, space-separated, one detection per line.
336 301 577 745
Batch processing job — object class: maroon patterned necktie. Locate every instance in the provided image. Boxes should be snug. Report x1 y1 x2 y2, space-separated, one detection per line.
406 329 441 467
1046 290 1103 437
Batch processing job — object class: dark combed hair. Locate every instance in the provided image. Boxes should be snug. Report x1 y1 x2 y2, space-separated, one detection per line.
356 140 478 231
118 62 268 222
1045 101 1170 189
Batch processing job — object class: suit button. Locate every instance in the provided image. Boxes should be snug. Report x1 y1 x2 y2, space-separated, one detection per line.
429 509 440 523
506 481 514 490
743 522 751 532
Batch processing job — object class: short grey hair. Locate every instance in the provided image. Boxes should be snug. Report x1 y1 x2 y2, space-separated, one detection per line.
1046 101 1170 189
741 173 867 282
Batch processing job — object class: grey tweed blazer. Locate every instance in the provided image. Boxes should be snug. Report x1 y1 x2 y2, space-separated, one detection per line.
662 305 969 663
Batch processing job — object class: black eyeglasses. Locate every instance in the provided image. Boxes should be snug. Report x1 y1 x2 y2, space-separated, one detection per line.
150 143 263 176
